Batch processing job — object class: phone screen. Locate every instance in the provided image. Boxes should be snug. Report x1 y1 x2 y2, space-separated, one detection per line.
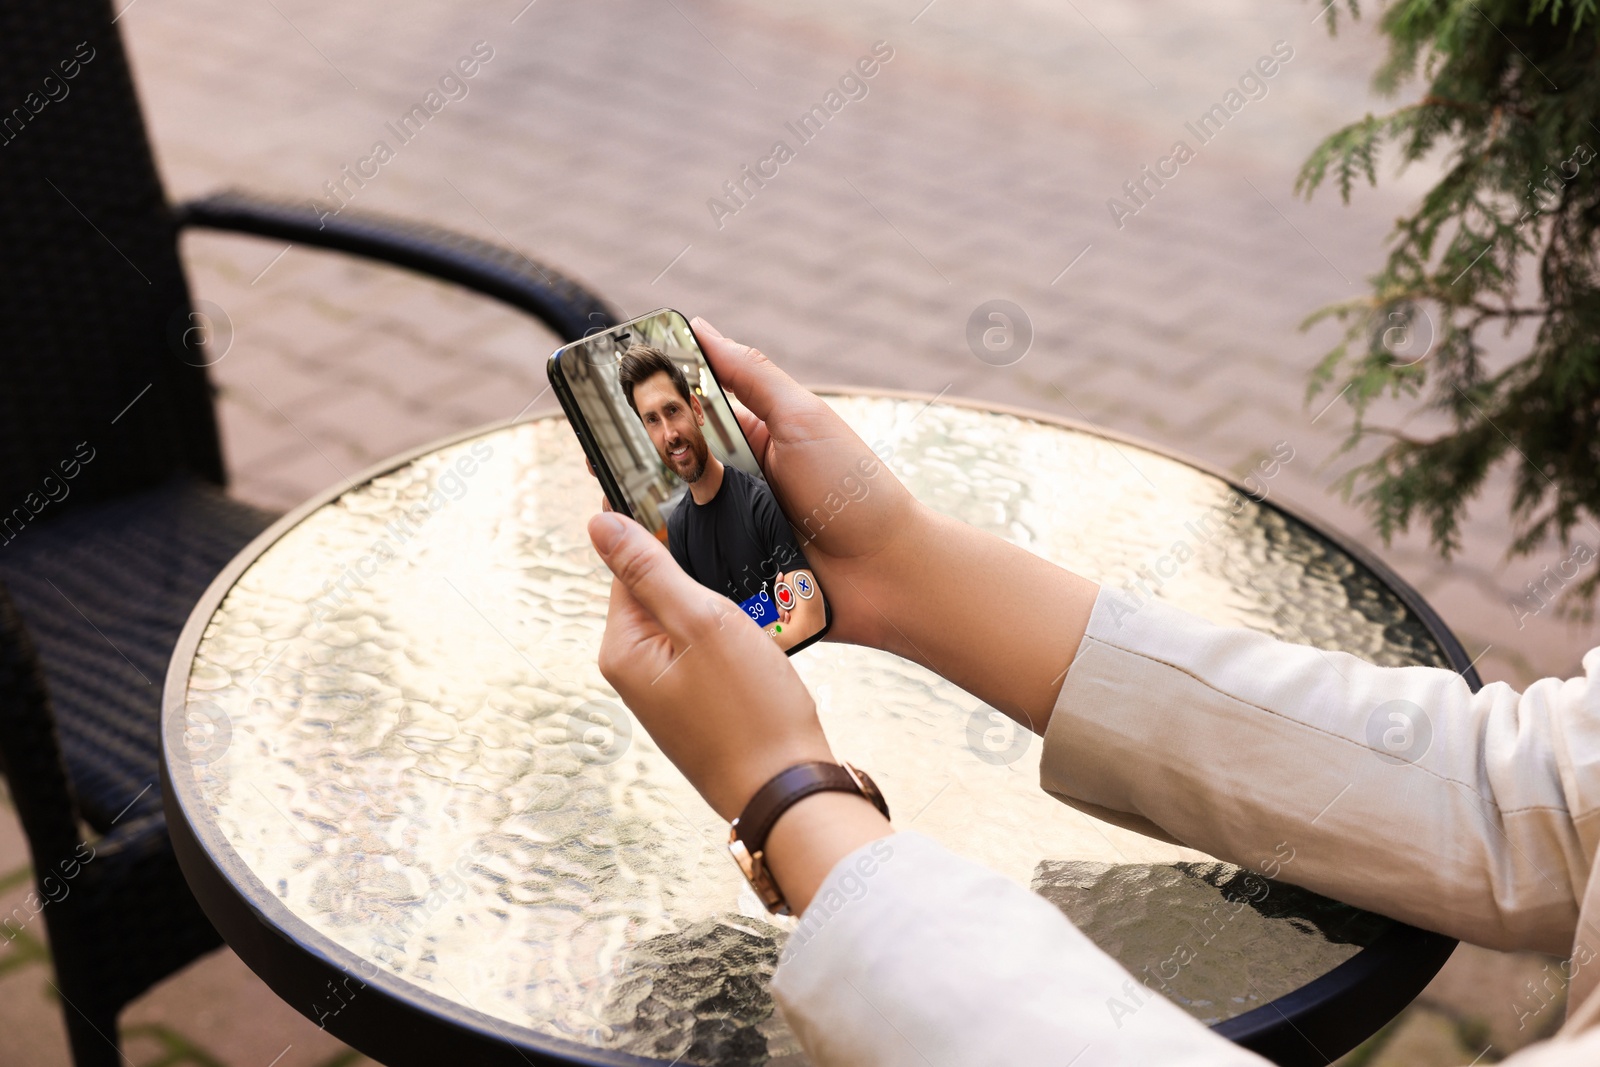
550 309 830 653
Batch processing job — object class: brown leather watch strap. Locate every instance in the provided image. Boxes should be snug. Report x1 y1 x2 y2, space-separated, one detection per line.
731 760 890 854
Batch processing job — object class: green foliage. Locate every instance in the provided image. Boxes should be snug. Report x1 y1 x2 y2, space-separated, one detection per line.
1299 0 1600 606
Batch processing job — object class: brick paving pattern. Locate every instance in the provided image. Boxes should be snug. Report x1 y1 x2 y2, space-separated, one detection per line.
2 0 1588 1063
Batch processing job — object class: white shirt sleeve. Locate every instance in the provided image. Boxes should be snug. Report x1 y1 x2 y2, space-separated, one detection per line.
767 586 1600 1065
768 828 1600 1067
768 830 1272 1067
1039 588 1600 957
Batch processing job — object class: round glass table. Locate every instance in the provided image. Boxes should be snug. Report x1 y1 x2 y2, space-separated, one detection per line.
162 394 1469 1067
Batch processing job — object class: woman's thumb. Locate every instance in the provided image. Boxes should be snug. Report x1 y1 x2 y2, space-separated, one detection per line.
589 510 630 555
588 512 690 621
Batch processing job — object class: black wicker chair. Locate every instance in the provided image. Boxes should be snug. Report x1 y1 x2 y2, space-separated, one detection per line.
0 4 618 1064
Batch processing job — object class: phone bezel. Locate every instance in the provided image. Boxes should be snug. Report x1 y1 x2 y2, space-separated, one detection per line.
546 308 833 655
546 348 634 520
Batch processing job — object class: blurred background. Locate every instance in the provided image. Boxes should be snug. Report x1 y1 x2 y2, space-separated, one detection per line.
2 0 1586 1063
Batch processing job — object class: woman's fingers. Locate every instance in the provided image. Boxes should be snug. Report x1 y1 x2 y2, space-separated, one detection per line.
693 317 812 424
731 404 771 463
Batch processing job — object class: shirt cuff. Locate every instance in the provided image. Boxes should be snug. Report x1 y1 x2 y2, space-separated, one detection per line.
768 829 1269 1067
1037 583 1590 958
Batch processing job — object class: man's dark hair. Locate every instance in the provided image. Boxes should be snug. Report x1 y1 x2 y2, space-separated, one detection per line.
617 343 694 416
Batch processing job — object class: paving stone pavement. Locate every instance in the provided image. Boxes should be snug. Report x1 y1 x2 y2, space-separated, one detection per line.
1 0 1591 1063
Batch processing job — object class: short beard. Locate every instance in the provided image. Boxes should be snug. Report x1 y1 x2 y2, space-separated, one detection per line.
664 425 711 484
680 435 710 483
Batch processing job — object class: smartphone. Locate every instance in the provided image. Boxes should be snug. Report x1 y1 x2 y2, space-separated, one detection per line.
547 308 831 655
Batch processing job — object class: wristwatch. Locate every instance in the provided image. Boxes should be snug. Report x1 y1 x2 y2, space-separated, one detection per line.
727 760 890 916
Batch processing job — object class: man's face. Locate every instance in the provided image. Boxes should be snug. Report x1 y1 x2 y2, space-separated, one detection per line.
632 372 710 483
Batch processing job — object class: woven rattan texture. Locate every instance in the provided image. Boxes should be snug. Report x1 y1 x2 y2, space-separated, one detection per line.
0 477 275 831
0 1 224 517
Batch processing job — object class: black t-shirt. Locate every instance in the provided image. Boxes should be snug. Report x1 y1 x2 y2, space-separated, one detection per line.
666 462 805 604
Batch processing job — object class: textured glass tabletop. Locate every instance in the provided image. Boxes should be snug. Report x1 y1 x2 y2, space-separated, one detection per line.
171 396 1450 1065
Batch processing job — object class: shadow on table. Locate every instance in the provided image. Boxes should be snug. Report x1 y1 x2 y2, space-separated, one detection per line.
596 913 801 1065
1032 859 1390 1026
585 859 1386 1065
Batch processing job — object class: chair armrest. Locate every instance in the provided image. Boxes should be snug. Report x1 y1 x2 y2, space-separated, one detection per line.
174 189 621 343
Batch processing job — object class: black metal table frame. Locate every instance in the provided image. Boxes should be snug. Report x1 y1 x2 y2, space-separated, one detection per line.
163 389 1468 1067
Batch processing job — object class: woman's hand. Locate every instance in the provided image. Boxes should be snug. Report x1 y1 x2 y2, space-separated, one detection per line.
691 317 1100 737
692 317 926 651
588 510 833 820
589 508 893 912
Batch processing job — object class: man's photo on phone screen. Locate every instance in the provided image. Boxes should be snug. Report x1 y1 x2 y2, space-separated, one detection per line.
557 310 825 650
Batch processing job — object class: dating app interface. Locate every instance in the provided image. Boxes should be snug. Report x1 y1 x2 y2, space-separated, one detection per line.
559 309 828 652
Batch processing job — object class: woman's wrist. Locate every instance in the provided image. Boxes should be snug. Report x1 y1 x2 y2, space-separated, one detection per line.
761 789 893 916
848 503 1098 734
841 499 943 662
715 735 835 823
